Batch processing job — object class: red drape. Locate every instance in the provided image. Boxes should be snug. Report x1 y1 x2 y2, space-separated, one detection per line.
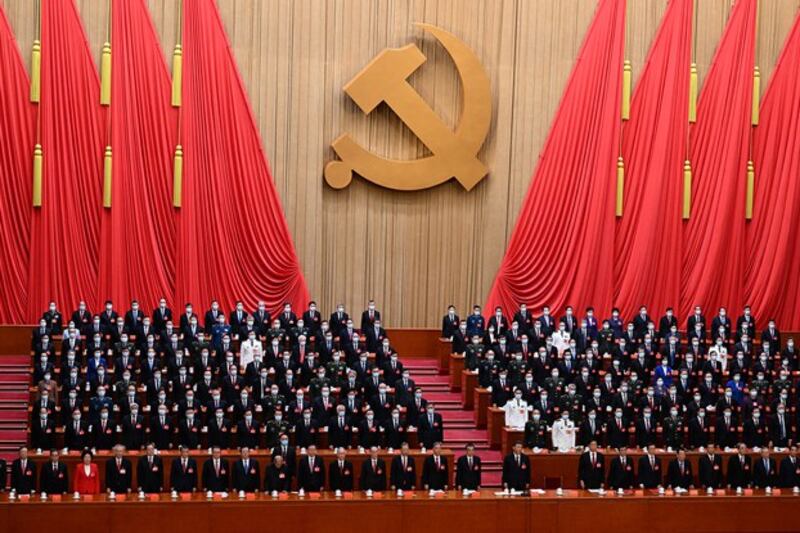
613 0 692 319
0 4 34 323
486 0 625 317
679 0 756 320
27 0 105 319
746 11 800 329
98 0 177 310
177 0 309 314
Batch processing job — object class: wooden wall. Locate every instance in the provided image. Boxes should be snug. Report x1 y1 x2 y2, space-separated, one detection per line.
2 0 798 327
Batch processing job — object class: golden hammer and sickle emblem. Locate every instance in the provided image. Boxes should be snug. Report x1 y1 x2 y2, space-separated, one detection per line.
324 23 492 191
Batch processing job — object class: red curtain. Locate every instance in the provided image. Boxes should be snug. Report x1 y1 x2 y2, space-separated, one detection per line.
27 0 105 319
679 0 756 319
177 0 310 314
746 11 800 329
486 0 625 317
613 0 692 319
0 5 34 323
98 0 177 310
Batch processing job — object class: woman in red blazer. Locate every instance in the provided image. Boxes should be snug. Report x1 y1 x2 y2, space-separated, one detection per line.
73 449 100 494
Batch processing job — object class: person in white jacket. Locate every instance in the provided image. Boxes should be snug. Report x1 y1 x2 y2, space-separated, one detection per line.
551 411 576 452
239 332 263 367
503 390 529 430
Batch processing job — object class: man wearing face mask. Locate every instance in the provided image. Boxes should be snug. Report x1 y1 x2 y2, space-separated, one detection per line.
744 409 766 449
770 403 793 449
265 410 290 448
466 305 486 338
207 407 232 448
301 301 321 338
715 407 738 451
418 404 444 449
442 305 461 339
503 389 530 430
70 302 92 335
65 409 89 450
295 408 319 449
177 407 202 449
524 409 548 449
365 318 387 355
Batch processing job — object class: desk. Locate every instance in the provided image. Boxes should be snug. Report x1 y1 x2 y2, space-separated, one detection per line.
19 449 452 493
473 388 489 428
448 355 464 392
461 371 477 409
487 407 504 449
2 490 800 533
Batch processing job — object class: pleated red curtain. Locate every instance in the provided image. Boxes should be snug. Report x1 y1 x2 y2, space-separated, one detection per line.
613 0 692 319
679 0 756 320
746 11 800 329
27 0 105 319
0 5 34 323
97 0 177 310
486 0 626 317
176 0 310 314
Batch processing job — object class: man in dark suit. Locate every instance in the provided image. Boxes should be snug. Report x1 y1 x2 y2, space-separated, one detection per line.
169 445 198 493
262 455 288 493
666 449 694 489
502 442 530 491
418 405 444 449
390 442 417 490
0 457 6 492
455 443 482 490
442 305 460 339
271 435 296 486
727 443 752 489
360 300 381 332
698 443 724 489
202 446 230 492
360 446 387 492
779 445 800 488
137 444 164 493
753 448 778 488
329 448 354 492
607 447 635 490
10 447 36 493
422 443 449 491
39 449 68 494
578 440 605 489
297 444 325 492
637 444 662 489
232 447 260 492
105 445 133 494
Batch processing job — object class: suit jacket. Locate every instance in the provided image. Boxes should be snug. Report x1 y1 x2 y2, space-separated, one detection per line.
666 459 693 489
297 455 325 492
607 456 635 489
578 452 605 489
698 454 723 488
360 457 387 491
422 455 449 490
105 457 133 493
10 459 37 493
501 453 530 490
329 459 354 491
753 457 778 488
232 459 260 492
637 455 662 488
73 463 100 494
779 456 800 488
39 461 69 493
726 455 752 488
455 455 482 490
390 455 416 490
264 463 291 492
202 458 230 491
169 457 198 492
137 455 164 492
417 413 444 448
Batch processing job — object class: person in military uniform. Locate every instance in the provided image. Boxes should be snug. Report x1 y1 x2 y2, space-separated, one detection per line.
663 407 685 451
261 385 286 420
507 353 529 386
559 383 584 425
524 409 549 449
478 351 501 388
264 411 290 448
326 353 348 387
465 336 485 371
308 368 331 399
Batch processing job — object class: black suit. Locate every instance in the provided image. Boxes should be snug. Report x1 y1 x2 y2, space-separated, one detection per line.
297 456 325 492
390 455 416 490
607 456 635 489
779 456 800 488
329 459 354 491
501 453 530 490
202 458 230 491
417 413 444 449
422 455 449 490
753 457 777 488
360 458 387 491
105 458 133 493
666 459 693 489
578 451 605 489
169 457 198 492
698 454 723 488
10 459 36 493
455 455 482 490
137 455 164 492
232 459 260 492
726 455 752 488
264 463 291 492
39 462 69 493
637 455 662 488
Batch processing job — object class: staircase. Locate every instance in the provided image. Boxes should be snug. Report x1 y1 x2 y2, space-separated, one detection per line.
404 358 502 487
0 355 30 466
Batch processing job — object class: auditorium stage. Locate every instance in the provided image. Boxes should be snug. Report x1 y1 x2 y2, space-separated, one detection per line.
1 489 799 533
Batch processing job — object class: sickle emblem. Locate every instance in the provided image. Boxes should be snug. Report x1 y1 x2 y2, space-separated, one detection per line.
324 23 492 191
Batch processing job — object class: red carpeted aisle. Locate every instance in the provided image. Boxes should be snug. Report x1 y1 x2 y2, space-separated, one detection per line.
0 355 30 472
403 358 502 486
